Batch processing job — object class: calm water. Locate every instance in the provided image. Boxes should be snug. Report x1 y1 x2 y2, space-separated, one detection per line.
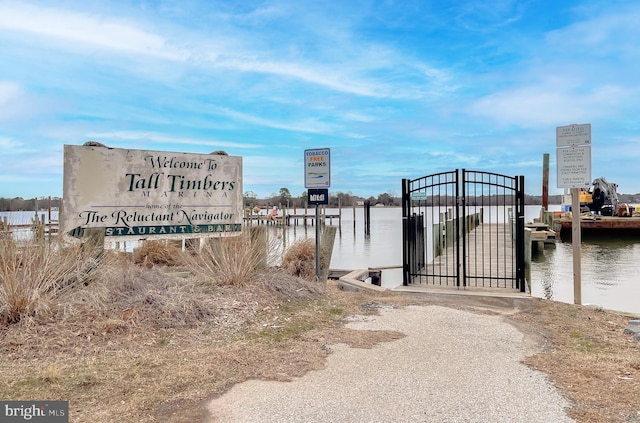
3 208 639 315
276 206 640 315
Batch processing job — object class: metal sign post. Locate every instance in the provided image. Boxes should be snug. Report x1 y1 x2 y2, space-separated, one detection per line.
307 188 329 280
304 150 331 281
308 188 329 280
315 204 320 280
556 123 591 305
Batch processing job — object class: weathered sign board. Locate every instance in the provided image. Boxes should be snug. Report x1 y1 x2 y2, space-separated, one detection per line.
556 145 592 189
556 123 592 189
62 145 243 239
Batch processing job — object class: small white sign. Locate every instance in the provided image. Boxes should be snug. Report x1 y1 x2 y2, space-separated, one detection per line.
557 123 592 188
557 145 592 188
304 148 330 188
556 123 591 147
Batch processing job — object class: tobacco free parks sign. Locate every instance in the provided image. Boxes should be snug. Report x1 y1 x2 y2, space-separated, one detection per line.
304 148 330 188
62 145 243 239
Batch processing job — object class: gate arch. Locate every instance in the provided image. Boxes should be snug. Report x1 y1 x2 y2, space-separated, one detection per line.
401 169 526 292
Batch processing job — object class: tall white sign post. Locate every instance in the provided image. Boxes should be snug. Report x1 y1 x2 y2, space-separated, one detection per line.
556 123 591 305
304 148 330 280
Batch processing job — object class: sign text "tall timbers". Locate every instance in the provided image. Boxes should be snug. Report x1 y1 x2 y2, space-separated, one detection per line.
125 173 235 192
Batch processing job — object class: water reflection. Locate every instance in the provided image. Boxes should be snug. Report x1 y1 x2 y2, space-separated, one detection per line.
530 238 640 314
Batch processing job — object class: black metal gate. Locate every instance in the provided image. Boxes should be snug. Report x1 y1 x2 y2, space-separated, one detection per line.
401 169 525 292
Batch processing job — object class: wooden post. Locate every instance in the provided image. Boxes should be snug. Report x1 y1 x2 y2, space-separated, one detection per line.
524 228 532 289
571 187 582 305
439 212 446 250
319 225 337 284
364 200 371 235
36 220 45 243
353 205 356 231
542 153 550 211
433 222 442 258
81 228 105 282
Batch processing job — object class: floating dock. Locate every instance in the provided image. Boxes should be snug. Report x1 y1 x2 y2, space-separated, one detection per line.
525 221 557 254
553 215 640 240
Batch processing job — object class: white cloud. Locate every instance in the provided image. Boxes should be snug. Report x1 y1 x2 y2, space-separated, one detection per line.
467 81 637 128
214 106 341 135
0 3 451 99
86 131 263 150
545 6 640 58
0 2 185 60
461 3 640 128
218 58 381 97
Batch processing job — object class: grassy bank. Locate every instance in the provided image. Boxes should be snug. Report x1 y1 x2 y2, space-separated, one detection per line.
0 234 639 422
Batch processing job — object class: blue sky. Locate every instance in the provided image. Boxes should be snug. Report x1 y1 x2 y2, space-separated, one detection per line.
1 0 639 199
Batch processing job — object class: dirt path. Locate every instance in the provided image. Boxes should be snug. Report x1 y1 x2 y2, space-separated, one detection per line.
207 303 575 423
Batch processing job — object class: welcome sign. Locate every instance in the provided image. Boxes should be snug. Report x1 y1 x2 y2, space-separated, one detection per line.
62 145 243 239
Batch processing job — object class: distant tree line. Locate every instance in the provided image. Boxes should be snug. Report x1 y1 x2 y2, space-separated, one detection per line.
242 189 401 208
243 189 640 209
0 197 60 212
2 191 639 212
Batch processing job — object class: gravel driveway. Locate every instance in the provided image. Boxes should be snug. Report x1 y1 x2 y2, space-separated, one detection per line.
207 305 574 423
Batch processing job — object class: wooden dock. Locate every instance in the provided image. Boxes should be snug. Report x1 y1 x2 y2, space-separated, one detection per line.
525 221 557 255
0 221 59 241
243 213 340 226
396 223 529 297
334 222 531 296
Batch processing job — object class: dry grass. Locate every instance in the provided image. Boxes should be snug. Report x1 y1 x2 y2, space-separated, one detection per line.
1 235 639 423
509 299 640 423
133 240 185 268
0 251 333 423
182 232 280 287
281 238 316 281
0 235 98 324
